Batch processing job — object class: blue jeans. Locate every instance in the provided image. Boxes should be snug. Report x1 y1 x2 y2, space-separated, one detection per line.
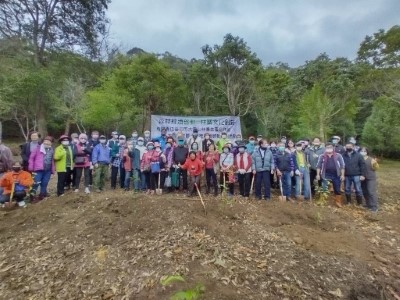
124 170 132 189
255 171 271 199
33 170 52 196
280 171 292 197
322 173 341 195
133 169 146 190
345 175 362 197
295 167 311 200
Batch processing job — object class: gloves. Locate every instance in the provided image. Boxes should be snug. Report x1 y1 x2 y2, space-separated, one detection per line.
238 169 246 174
295 170 300 176
290 171 294 177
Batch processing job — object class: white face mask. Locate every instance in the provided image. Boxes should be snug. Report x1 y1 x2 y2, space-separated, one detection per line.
100 139 107 144
360 151 367 156
223 148 229 154
144 132 150 137
221 135 227 139
132 133 138 138
326 148 333 153
138 141 144 146
61 141 69 146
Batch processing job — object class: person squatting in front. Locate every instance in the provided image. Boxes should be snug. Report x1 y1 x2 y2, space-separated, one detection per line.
180 151 204 197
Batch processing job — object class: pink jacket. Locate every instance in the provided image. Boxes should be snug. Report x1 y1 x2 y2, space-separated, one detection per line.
141 150 157 171
28 144 55 173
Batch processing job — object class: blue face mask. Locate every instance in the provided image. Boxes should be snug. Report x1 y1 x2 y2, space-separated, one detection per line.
166 143 171 149
278 146 285 152
178 140 184 146
148 145 154 150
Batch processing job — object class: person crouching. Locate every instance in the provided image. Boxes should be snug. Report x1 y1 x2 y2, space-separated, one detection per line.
181 151 203 197
0 162 34 208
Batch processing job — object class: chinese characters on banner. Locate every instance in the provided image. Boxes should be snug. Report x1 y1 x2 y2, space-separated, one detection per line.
151 115 242 140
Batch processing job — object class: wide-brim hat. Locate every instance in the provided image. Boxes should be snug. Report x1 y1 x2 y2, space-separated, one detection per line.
59 135 70 142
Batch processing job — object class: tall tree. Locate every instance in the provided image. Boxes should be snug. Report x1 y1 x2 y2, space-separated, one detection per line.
202 34 262 116
0 0 110 136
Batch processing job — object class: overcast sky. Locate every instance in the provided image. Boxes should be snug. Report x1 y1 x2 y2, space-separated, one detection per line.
107 0 399 67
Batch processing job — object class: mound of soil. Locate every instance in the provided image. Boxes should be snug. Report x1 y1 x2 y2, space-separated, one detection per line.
0 190 399 299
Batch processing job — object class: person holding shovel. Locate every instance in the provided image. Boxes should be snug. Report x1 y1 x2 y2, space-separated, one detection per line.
251 139 274 200
235 143 252 198
294 142 311 201
275 142 297 202
0 162 33 208
180 151 203 197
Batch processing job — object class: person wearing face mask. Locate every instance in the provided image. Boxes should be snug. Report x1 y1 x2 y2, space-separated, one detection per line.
316 143 345 207
251 139 274 200
268 140 279 189
219 144 235 196
143 130 152 144
256 135 263 143
202 132 214 153
245 136 256 155
92 135 111 193
155 128 168 150
331 135 345 155
70 133 79 145
275 142 297 201
187 128 202 153
20 131 41 171
107 131 119 149
359 147 379 212
280 136 287 146
294 142 311 201
110 135 127 190
204 143 220 196
343 141 366 206
181 151 204 197
163 140 175 192
235 143 252 198
88 130 100 187
190 142 203 162
305 137 325 195
216 132 230 153
131 130 139 147
141 142 157 194
73 133 92 194
29 136 55 201
172 138 189 191
0 162 33 208
122 141 134 191
153 145 167 192
135 137 147 191
54 135 74 197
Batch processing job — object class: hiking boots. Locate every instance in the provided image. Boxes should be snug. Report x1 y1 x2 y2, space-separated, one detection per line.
335 195 343 208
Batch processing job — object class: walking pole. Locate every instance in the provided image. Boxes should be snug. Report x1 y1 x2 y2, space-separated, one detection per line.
194 182 207 215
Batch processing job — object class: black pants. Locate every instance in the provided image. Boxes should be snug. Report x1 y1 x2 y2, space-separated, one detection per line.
89 169 93 186
238 173 251 197
0 191 26 203
152 171 167 189
205 168 218 194
178 168 188 190
75 167 90 189
220 172 234 194
310 169 321 195
57 172 66 196
144 171 155 190
64 167 73 189
111 166 126 189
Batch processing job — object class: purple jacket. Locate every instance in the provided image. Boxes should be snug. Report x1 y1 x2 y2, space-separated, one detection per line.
28 144 55 173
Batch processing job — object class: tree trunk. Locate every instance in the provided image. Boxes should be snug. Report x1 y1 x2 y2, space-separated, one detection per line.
37 103 48 137
65 119 71 135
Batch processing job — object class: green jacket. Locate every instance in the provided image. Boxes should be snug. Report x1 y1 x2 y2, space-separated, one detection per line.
54 144 74 172
216 138 230 153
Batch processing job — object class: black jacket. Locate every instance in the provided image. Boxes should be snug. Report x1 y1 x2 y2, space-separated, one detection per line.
172 146 189 164
343 151 366 176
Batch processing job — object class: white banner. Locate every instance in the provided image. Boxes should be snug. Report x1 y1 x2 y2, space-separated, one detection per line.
151 115 242 140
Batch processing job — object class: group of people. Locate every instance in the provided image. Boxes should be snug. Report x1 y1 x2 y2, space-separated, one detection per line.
0 129 379 212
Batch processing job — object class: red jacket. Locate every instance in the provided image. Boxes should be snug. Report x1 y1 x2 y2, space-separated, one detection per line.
181 158 203 176
235 152 252 173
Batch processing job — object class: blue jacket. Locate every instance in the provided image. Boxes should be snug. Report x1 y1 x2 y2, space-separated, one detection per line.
154 135 167 150
251 148 274 171
92 144 111 164
246 142 256 155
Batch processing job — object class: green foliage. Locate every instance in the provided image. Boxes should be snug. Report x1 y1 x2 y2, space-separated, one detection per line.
362 96 400 156
314 180 331 206
160 275 186 286
170 284 205 300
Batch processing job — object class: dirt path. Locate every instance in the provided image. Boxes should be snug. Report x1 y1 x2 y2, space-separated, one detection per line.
0 188 399 299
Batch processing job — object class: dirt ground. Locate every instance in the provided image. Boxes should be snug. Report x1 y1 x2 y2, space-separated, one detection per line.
0 156 399 299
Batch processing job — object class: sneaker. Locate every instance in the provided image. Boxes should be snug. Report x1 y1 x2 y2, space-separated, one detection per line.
84 187 90 194
18 201 27 208
74 189 79 193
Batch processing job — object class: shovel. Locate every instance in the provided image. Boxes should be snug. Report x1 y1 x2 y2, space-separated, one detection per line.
250 173 255 196
278 176 286 202
156 172 162 195
5 181 16 208
194 182 207 215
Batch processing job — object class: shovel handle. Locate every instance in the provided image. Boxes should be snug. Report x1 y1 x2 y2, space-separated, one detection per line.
194 182 207 216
